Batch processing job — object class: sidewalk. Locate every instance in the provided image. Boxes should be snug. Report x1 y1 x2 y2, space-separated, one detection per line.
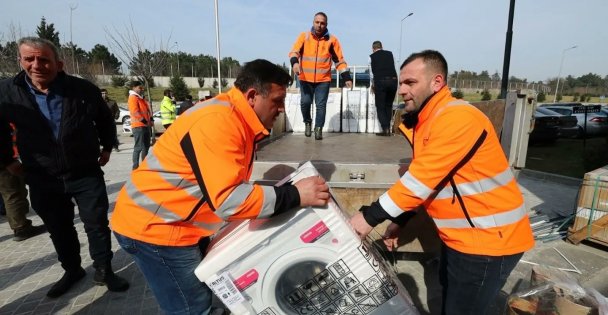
0 131 606 314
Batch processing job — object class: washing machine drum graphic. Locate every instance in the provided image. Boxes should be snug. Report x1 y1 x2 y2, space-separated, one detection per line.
275 260 327 313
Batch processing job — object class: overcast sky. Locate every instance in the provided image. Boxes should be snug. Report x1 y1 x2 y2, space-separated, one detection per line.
2 0 606 82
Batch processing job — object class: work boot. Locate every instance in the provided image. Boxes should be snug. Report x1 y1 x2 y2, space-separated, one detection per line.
93 264 129 292
304 123 312 137
314 127 323 140
47 267 86 298
376 128 391 136
13 224 47 242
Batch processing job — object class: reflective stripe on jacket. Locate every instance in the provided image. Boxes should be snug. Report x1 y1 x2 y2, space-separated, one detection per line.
160 96 176 125
128 91 151 128
111 87 275 246
385 86 534 256
289 31 348 83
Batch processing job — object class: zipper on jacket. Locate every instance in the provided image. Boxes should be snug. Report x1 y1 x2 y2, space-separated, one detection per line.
450 178 475 228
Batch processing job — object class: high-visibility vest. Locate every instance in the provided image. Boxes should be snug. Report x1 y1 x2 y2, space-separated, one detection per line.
160 96 176 125
384 86 534 256
111 87 274 246
289 30 349 83
128 91 152 128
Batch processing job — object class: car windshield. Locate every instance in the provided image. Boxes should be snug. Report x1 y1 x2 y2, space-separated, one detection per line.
536 107 563 116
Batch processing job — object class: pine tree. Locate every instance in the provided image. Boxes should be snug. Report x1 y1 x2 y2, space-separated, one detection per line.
35 17 60 47
170 74 189 101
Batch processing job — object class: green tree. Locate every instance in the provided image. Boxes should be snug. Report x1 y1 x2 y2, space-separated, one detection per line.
556 94 562 102
170 74 189 101
212 79 218 89
537 91 546 102
197 77 205 88
452 89 464 99
221 78 228 89
35 17 60 47
89 44 122 74
481 89 492 101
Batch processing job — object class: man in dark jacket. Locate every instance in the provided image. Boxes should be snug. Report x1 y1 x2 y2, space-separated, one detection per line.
101 88 120 151
0 37 129 298
369 41 398 136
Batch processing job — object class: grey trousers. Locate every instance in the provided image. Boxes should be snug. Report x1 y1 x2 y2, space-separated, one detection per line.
0 167 31 230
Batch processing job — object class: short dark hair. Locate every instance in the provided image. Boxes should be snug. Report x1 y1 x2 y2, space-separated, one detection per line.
130 81 143 88
315 12 328 21
401 49 448 80
18 37 61 61
234 59 292 96
163 89 172 96
100 88 108 93
372 41 382 50
186 94 193 100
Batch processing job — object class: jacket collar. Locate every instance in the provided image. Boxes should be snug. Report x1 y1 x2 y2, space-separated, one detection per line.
417 85 452 125
225 87 269 140
310 27 330 40
129 90 144 99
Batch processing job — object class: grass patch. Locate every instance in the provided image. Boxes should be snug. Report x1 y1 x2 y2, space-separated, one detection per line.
526 137 608 178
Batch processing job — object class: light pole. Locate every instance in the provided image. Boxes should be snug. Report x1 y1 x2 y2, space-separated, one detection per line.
398 12 414 67
553 45 577 102
175 41 180 76
69 3 78 74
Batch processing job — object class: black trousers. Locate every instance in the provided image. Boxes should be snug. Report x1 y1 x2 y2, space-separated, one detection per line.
374 78 398 130
27 173 113 271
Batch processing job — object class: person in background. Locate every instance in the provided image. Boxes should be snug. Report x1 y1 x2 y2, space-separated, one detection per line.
289 11 353 140
0 124 47 241
160 89 176 129
369 40 398 136
349 50 534 315
0 37 129 298
101 88 120 151
178 94 194 115
111 59 330 314
128 81 152 170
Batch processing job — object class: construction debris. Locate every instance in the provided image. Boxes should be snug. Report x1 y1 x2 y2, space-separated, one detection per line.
529 211 573 242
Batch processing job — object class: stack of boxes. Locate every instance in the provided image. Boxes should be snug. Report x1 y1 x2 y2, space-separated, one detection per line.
568 165 608 246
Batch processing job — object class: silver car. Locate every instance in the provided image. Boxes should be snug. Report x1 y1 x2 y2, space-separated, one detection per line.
542 105 608 137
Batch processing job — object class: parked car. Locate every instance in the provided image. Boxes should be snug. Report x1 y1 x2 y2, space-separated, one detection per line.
116 106 130 124
535 107 578 138
122 111 178 135
541 105 608 137
529 109 560 144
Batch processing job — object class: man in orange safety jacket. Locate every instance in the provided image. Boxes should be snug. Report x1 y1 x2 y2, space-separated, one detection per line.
289 12 353 140
127 81 152 170
350 50 534 315
111 59 330 314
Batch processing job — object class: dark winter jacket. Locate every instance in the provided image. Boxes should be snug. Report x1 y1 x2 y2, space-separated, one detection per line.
0 71 116 179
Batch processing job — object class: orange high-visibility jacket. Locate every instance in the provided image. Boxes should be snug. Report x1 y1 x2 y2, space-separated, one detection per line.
128 91 152 128
289 30 349 83
111 87 283 246
374 86 534 256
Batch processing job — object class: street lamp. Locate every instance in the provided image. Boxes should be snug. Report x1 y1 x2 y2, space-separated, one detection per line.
553 45 577 102
398 12 414 67
69 3 78 74
175 41 180 76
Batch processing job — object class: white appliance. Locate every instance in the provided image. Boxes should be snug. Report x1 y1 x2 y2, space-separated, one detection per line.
195 162 418 315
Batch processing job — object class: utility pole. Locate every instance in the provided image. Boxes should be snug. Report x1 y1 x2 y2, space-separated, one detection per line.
69 3 78 74
499 0 515 99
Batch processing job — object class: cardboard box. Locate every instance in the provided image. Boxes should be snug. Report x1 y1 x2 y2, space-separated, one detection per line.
569 165 608 246
578 165 608 212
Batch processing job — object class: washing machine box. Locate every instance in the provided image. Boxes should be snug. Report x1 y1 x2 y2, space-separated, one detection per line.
195 162 418 315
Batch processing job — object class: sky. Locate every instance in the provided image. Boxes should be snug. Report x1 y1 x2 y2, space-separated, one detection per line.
2 0 607 83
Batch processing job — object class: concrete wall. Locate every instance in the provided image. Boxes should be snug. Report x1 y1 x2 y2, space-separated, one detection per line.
95 75 236 89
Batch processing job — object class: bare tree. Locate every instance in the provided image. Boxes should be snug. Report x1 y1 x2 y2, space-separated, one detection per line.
0 22 24 78
105 20 171 111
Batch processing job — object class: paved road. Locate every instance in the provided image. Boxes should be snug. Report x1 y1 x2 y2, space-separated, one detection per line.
0 129 606 314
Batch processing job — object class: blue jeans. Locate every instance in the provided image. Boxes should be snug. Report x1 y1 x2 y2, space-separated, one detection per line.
114 233 212 315
439 244 523 315
132 126 151 169
300 81 330 128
